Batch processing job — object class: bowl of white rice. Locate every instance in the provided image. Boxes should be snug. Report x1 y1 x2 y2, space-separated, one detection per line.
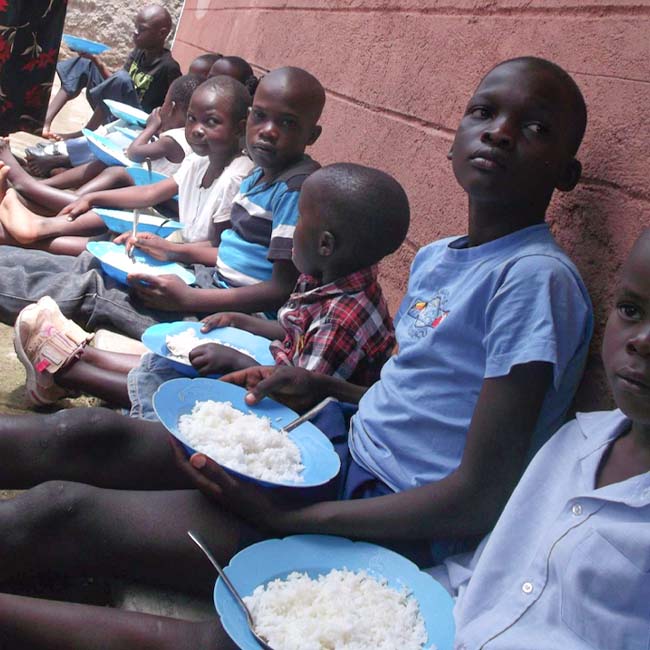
215 535 455 650
153 377 341 488
86 242 195 286
141 321 275 376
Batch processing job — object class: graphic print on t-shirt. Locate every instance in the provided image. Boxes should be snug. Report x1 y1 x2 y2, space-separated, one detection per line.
406 294 449 337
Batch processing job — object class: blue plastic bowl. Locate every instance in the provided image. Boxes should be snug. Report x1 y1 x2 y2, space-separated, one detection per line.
153 378 341 488
103 99 149 127
63 34 110 55
141 321 275 376
113 125 142 141
215 535 455 650
83 129 132 167
94 209 182 238
86 241 195 286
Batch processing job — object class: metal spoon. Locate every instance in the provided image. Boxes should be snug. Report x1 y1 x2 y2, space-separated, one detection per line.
282 396 338 432
187 530 276 650
145 156 152 184
128 208 140 262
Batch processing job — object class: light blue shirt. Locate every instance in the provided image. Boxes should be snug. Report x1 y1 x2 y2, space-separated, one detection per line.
348 224 593 492
441 410 650 650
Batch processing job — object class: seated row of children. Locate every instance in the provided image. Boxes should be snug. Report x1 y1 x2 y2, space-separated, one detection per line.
0 54 645 650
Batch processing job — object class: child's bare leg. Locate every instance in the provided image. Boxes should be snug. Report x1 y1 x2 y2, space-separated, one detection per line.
43 87 72 136
0 141 76 211
76 166 135 194
54 347 141 406
42 160 108 190
0 483 242 594
0 408 184 490
0 592 229 650
0 194 105 244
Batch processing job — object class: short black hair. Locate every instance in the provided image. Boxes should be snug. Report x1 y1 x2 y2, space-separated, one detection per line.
195 75 251 123
168 74 203 113
191 52 223 72
307 163 410 268
213 55 258 95
489 56 587 155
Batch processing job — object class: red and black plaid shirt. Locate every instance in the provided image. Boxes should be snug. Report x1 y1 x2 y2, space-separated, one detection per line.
270 266 395 386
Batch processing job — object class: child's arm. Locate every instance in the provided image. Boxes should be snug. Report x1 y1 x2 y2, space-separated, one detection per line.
59 178 179 219
185 361 552 540
200 312 285 341
114 232 218 266
129 258 299 315
126 109 185 164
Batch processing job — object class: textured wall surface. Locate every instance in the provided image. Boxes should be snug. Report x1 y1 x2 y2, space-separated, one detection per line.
174 0 650 410
62 0 185 68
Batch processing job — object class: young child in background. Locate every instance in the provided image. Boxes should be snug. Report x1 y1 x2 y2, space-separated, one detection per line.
188 52 223 80
42 4 181 140
0 57 593 650
0 75 252 257
13 163 407 413
209 55 259 95
0 74 201 219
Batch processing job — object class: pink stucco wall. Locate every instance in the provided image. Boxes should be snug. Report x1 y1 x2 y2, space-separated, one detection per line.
173 0 650 410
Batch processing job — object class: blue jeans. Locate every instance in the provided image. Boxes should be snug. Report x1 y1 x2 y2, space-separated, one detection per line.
58 58 141 119
0 247 214 339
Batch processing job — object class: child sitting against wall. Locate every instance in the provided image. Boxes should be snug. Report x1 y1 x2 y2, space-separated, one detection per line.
13 163 407 413
0 75 252 260
0 74 201 223
0 56 594 650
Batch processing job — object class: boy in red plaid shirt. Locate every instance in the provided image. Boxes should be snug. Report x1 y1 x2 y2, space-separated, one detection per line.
190 163 408 386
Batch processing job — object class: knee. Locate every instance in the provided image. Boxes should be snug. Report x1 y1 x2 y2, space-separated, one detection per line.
32 480 95 519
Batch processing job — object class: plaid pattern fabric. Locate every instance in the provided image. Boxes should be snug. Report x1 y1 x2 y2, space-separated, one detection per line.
270 266 395 386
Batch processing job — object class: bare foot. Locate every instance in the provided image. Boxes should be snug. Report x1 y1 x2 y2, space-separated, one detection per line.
25 152 71 178
0 161 10 202
0 187 49 244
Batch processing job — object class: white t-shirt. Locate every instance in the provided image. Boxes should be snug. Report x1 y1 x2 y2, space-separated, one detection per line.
152 127 192 177
173 153 254 243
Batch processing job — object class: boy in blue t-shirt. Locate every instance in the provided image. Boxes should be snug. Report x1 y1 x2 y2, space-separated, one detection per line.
0 57 595 647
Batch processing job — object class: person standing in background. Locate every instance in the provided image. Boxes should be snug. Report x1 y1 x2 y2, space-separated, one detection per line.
0 0 67 136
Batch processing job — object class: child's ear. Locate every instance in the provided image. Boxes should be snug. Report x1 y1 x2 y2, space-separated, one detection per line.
307 125 322 147
319 230 335 257
237 118 247 136
556 158 582 192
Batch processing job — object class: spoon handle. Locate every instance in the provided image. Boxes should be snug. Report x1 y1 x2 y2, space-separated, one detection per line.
284 396 338 432
187 530 256 628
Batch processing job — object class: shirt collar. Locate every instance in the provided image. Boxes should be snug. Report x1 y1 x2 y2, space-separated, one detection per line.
293 265 378 301
576 410 650 506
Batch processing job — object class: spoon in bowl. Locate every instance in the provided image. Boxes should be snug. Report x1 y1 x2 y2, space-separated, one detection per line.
187 530 276 650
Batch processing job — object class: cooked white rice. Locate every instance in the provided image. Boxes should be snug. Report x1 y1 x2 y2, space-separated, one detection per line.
102 250 175 276
179 400 304 483
165 328 254 363
244 568 430 650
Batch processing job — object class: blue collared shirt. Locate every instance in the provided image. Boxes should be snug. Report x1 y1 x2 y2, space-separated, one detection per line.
438 410 650 650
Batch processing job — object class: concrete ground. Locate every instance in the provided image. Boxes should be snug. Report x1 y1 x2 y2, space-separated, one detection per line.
3 84 214 621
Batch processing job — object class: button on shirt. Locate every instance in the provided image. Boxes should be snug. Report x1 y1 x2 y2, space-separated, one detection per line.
448 410 650 650
269 266 395 386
